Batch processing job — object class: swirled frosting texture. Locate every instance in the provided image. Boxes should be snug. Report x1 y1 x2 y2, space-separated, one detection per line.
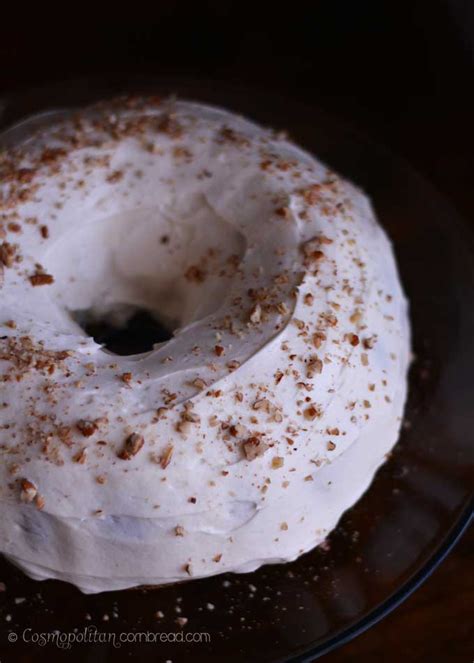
0 98 410 592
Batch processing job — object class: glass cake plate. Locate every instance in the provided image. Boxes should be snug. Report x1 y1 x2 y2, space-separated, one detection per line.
0 79 472 662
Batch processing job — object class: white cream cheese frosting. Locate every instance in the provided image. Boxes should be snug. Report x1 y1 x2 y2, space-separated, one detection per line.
0 97 410 593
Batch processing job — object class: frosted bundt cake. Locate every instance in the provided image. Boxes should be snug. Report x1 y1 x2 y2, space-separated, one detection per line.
0 97 410 592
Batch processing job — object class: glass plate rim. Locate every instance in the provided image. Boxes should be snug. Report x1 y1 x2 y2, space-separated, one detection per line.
287 504 473 662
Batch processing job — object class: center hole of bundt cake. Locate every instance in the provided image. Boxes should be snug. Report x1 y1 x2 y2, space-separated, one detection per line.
44 201 247 357
72 307 173 356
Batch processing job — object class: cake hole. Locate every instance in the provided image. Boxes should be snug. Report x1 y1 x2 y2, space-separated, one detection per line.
45 201 247 356
72 308 173 356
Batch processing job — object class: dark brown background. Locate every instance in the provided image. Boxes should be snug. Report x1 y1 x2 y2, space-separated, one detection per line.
0 1 473 661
